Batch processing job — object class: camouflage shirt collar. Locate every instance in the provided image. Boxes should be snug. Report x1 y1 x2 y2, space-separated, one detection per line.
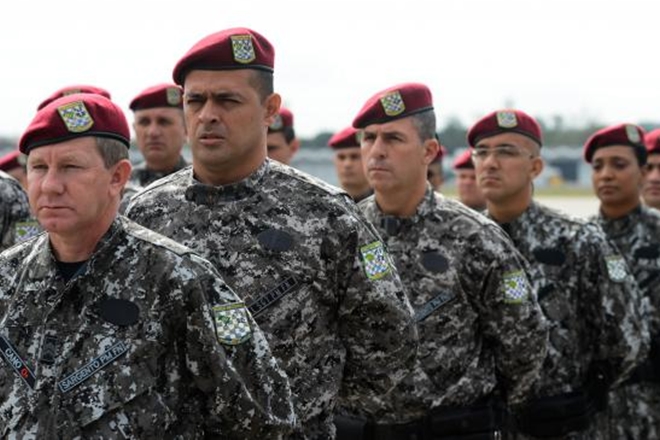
374 184 436 236
493 200 540 239
132 156 189 187
186 159 269 204
596 204 643 239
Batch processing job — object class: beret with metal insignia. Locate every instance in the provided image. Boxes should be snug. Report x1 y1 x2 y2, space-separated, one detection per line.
129 83 183 111
467 109 543 147
37 84 112 111
172 27 275 86
645 128 660 155
0 149 26 171
583 123 647 164
352 82 434 129
453 148 475 170
268 107 294 132
19 93 130 154
328 126 360 149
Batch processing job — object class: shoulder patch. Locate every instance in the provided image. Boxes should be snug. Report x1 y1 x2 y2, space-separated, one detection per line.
605 255 627 282
360 241 392 280
213 303 252 345
501 270 530 304
14 220 41 243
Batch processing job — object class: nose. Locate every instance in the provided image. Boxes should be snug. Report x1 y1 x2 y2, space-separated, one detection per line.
197 101 219 125
146 121 162 137
40 168 64 194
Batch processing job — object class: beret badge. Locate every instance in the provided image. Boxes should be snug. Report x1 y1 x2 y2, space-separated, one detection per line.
57 101 94 133
626 124 641 144
166 87 182 106
270 114 284 130
380 91 406 117
231 34 256 64
496 111 518 128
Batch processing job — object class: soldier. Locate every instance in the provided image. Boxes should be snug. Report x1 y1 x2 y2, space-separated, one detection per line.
267 107 300 165
468 109 647 439
585 123 660 438
341 82 548 439
125 27 417 439
36 84 111 110
0 149 28 190
642 128 660 210
453 148 486 211
328 126 373 202
0 168 40 251
0 92 295 438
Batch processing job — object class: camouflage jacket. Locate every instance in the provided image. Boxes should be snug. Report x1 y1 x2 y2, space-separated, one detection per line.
0 216 295 439
358 187 548 422
125 159 417 438
0 171 40 251
593 205 660 335
495 201 646 397
129 156 188 188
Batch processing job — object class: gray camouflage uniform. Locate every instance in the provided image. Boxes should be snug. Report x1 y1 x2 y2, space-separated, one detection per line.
0 171 40 251
358 186 548 424
495 201 647 439
0 216 295 439
125 159 418 439
592 205 660 439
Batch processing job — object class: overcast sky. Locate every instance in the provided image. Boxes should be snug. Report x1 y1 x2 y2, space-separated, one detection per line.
2 0 659 140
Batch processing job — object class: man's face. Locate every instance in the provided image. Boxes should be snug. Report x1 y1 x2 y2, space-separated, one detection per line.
591 145 643 208
333 146 369 190
183 69 280 184
267 131 297 165
472 132 541 205
642 153 660 209
361 117 434 195
26 137 124 238
456 168 486 209
133 107 187 171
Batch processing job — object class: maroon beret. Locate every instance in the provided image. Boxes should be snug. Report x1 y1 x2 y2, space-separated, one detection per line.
173 27 275 86
19 93 130 154
453 149 474 170
130 83 183 111
37 84 112 111
467 109 542 147
645 128 660 155
352 83 434 129
583 123 646 163
328 126 360 149
269 107 294 132
0 150 25 171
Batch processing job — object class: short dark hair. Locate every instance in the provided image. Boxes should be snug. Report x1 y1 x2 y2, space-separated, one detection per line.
248 70 274 102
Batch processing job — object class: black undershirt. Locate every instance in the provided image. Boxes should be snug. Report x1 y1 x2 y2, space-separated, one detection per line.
56 260 87 282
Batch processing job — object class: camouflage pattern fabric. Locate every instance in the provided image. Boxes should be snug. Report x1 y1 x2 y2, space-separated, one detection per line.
357 186 548 424
129 156 188 188
593 205 660 439
0 216 295 439
0 171 40 251
126 159 418 439
497 201 647 440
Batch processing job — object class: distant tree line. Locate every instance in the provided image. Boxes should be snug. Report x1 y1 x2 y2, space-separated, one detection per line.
301 115 660 154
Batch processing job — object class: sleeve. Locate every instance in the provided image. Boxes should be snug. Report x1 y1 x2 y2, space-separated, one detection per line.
0 181 32 251
335 208 419 415
183 255 296 438
472 227 549 408
579 225 650 387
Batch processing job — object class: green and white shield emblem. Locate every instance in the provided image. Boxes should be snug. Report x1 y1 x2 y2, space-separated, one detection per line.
501 270 529 304
231 34 256 64
57 101 94 133
360 241 391 280
605 255 627 282
380 91 405 117
213 303 252 345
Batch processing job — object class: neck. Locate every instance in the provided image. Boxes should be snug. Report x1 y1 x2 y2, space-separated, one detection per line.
49 207 116 263
487 189 533 224
600 199 640 220
345 182 372 200
375 181 426 217
193 151 265 186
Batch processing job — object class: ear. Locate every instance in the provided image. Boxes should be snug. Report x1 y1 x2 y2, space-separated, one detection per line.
290 138 301 155
265 93 282 127
423 137 440 165
531 156 544 179
110 159 133 197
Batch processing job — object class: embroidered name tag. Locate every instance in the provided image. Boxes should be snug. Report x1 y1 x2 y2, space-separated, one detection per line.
247 276 299 317
58 341 129 393
414 290 456 322
0 335 36 390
